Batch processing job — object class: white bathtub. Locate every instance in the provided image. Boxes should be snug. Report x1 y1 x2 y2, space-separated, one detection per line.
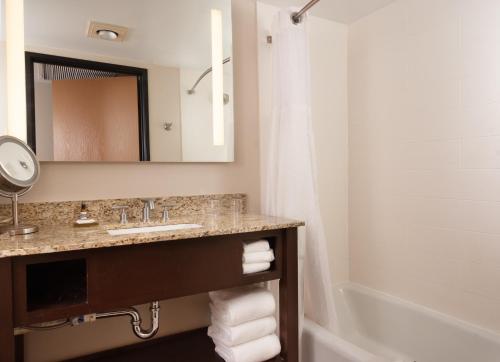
302 283 500 362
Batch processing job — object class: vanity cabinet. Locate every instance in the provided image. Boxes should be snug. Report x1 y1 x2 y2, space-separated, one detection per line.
0 228 299 362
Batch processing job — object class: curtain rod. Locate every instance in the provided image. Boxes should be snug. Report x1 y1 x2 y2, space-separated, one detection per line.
266 0 321 44
187 57 231 95
291 0 321 24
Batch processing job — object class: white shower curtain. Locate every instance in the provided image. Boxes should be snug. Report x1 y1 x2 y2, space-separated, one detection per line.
262 8 337 332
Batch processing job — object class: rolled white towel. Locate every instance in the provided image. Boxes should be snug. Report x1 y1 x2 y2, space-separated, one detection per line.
208 316 277 347
243 262 270 275
243 240 270 253
209 287 276 326
242 250 275 264
214 334 281 362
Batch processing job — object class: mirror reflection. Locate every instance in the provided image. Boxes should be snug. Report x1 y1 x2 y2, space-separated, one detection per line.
24 0 234 162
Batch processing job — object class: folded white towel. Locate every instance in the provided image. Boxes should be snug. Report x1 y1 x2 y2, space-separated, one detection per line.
214 334 281 362
243 240 270 253
208 316 277 347
242 250 275 264
209 286 259 301
243 262 270 275
209 287 276 326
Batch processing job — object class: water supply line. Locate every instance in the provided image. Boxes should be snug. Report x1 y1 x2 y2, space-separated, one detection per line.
18 301 160 340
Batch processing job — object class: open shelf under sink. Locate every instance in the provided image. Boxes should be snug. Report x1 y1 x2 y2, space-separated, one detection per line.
67 328 283 362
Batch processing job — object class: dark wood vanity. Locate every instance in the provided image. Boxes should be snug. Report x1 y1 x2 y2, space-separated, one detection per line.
0 223 300 362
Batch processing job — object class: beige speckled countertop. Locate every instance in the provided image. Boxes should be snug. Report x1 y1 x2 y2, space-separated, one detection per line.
0 214 304 258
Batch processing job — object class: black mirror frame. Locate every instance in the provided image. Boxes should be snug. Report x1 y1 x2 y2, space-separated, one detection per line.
25 52 150 161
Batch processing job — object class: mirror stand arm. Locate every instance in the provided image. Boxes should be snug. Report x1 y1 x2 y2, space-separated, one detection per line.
0 186 33 228
11 194 18 227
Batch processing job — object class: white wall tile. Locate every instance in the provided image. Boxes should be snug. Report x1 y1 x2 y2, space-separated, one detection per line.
461 136 500 169
460 102 500 138
404 169 500 201
401 140 460 170
350 0 500 334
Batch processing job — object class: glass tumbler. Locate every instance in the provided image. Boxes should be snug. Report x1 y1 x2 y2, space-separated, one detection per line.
232 198 243 215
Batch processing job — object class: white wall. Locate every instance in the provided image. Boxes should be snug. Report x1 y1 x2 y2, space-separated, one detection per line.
257 2 349 287
349 0 500 334
0 0 6 135
5 0 26 139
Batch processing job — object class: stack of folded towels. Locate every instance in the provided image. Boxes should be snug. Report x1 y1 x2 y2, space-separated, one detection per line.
242 240 275 275
208 286 281 362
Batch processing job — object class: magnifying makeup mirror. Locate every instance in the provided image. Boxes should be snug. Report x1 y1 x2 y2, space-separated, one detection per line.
0 136 40 236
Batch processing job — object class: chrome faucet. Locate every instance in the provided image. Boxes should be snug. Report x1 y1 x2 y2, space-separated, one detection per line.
141 199 156 223
162 206 169 223
112 205 129 224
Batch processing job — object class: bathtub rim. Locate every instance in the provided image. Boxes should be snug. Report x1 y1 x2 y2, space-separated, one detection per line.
335 282 500 346
303 318 383 362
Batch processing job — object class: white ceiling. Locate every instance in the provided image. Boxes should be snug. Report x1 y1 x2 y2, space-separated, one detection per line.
24 0 233 69
258 0 397 24
23 0 396 69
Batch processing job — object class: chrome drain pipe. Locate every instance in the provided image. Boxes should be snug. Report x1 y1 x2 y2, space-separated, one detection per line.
95 301 160 340
18 302 160 340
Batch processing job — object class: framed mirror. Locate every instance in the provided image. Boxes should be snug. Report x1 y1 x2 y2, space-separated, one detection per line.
23 0 234 162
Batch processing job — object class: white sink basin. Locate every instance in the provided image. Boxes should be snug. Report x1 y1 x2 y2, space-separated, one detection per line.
107 223 202 236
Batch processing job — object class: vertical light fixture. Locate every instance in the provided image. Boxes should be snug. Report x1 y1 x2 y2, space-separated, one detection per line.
211 8 224 146
0 0 6 135
6 0 27 141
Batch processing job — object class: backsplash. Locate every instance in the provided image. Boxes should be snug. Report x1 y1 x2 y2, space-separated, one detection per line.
0 194 246 226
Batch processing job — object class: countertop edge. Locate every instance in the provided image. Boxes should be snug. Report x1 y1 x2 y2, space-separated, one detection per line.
0 216 305 258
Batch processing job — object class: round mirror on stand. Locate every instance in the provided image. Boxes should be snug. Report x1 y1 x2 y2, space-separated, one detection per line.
0 136 40 236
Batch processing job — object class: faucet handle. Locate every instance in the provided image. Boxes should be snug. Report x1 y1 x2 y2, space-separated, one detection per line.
112 205 129 224
162 206 169 223
141 198 156 210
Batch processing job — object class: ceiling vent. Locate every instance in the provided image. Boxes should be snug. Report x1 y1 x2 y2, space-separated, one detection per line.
35 63 121 81
87 21 128 42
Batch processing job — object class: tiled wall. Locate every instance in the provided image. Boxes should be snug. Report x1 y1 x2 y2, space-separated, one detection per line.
349 0 500 333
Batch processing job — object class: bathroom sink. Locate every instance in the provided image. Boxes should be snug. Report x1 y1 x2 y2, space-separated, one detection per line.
107 224 202 236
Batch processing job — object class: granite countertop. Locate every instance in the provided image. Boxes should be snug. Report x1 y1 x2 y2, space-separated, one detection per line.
0 214 304 258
